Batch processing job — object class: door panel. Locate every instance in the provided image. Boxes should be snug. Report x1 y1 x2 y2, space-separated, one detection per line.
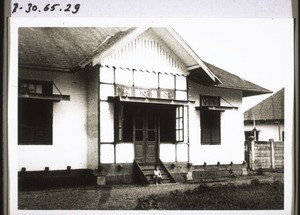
134 107 158 163
134 116 146 163
146 110 157 163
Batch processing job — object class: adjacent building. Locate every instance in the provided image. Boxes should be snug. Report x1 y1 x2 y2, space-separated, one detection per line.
244 88 284 141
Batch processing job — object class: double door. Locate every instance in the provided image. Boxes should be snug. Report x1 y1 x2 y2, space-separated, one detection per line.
134 108 158 163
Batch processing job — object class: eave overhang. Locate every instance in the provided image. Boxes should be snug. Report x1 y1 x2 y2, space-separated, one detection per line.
18 93 70 102
108 96 195 106
195 106 238 112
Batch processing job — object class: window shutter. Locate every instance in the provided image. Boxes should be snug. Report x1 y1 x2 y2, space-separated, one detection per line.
200 110 220 145
211 111 220 144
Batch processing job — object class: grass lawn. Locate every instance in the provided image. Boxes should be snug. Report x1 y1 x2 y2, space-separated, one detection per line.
18 177 284 210
136 181 284 210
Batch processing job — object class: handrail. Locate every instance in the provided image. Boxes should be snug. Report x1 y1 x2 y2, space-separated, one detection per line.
133 160 149 185
159 159 176 183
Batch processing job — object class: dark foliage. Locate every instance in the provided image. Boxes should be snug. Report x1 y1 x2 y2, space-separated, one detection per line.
154 181 284 210
135 194 165 210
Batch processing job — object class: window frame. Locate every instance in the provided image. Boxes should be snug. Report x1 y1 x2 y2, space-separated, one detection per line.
115 104 185 144
175 106 184 142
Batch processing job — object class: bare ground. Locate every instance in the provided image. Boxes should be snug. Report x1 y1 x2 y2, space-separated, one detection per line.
18 172 283 210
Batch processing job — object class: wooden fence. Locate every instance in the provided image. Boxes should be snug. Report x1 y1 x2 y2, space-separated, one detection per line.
244 139 284 170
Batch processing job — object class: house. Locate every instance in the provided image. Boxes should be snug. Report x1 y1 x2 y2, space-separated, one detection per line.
244 88 284 141
18 27 271 185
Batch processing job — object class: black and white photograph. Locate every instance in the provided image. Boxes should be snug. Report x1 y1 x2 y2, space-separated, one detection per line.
6 11 294 215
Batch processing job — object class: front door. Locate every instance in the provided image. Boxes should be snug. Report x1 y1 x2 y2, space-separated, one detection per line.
134 108 158 163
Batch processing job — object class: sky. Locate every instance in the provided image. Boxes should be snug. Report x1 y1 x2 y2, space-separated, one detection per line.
174 19 293 111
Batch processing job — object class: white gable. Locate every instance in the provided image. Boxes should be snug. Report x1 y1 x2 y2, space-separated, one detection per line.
101 30 188 75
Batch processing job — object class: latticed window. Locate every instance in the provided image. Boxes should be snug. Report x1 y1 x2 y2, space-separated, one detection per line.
200 95 220 107
175 106 184 142
19 79 53 95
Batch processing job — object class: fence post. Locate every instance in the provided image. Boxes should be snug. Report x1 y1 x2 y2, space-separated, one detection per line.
248 136 255 170
270 138 275 169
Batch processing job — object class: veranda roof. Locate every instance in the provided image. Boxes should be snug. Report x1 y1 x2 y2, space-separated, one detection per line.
203 62 272 97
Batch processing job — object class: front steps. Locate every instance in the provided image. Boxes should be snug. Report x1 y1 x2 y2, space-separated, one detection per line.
134 160 176 185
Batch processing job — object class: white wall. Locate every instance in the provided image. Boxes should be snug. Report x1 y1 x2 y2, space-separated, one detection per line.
18 69 88 171
244 123 284 141
188 80 245 165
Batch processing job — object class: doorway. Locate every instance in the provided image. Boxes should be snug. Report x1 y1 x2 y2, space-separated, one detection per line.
134 107 158 163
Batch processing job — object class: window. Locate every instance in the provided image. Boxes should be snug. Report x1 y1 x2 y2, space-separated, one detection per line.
200 110 220 145
18 99 53 145
19 79 52 95
115 104 134 142
18 79 54 145
200 95 220 107
175 106 184 142
159 107 176 142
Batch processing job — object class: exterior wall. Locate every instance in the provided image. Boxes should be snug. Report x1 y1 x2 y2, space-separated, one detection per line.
87 67 99 169
244 123 284 141
188 80 245 165
98 164 134 185
18 68 88 171
98 66 136 164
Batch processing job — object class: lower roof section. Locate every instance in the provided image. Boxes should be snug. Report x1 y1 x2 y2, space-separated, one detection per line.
192 62 273 97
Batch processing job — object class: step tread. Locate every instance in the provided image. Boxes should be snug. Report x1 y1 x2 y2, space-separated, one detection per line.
136 161 175 184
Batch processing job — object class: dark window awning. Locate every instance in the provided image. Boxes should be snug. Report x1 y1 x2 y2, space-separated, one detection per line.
18 79 70 102
195 105 238 112
108 96 195 106
18 93 70 102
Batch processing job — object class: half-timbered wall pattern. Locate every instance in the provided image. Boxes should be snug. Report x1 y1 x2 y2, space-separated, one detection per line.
98 32 190 164
99 66 188 101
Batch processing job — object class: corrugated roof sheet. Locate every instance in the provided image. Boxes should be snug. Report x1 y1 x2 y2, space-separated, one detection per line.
203 62 272 97
244 88 284 121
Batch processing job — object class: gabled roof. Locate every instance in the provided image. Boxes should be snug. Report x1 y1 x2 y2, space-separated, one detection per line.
19 27 220 83
19 27 271 97
244 88 284 122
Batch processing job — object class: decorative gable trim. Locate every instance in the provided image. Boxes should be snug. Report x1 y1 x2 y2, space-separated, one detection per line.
79 28 148 68
162 28 222 84
101 30 188 75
